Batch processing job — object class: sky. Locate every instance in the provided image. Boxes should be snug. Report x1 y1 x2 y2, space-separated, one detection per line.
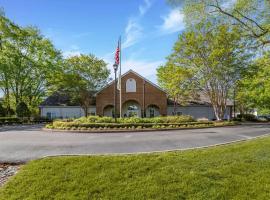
0 0 186 83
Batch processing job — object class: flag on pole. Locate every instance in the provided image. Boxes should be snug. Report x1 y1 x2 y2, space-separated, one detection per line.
115 37 121 91
114 40 120 66
116 37 122 117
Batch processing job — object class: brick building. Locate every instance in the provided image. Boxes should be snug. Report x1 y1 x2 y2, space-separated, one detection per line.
96 70 167 117
40 69 233 120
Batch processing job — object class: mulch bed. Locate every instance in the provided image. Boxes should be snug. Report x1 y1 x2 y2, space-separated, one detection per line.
0 164 21 187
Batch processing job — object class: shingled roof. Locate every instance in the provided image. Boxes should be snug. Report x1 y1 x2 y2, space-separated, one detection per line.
40 92 96 107
40 92 79 106
167 93 233 106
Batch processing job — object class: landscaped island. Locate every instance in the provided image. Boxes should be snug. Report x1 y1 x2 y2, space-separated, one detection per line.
46 116 237 132
1 136 270 199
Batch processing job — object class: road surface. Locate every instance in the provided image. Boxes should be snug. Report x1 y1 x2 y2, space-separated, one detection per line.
0 123 270 163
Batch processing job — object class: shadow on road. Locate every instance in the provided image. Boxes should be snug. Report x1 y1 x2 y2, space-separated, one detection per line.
0 124 45 132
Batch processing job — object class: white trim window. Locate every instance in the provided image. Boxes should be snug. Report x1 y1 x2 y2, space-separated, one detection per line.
126 78 136 92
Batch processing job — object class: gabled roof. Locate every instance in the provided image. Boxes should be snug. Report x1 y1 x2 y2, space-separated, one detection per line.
40 91 95 107
96 69 167 95
40 92 79 106
167 92 234 107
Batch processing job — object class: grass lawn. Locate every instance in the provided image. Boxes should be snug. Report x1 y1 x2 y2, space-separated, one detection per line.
1 137 270 200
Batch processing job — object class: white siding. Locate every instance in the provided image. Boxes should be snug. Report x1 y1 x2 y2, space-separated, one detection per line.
40 106 96 119
167 106 231 120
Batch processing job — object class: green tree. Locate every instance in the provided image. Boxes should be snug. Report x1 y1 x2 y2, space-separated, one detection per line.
0 102 6 117
170 0 270 48
0 13 22 115
56 54 110 117
16 101 30 118
0 13 62 116
167 22 250 120
237 51 270 114
157 63 192 114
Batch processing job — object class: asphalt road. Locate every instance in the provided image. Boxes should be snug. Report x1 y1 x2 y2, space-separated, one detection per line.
0 123 270 163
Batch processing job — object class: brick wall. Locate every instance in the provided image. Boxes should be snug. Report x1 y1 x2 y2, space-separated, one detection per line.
96 70 167 117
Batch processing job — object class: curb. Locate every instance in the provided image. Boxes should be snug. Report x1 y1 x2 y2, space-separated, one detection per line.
2 130 270 164
40 132 270 159
42 124 239 134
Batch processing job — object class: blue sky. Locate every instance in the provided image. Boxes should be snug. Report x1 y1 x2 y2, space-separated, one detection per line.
0 0 186 83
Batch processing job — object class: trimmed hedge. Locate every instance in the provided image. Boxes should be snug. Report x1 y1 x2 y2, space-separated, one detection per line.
47 121 237 131
0 117 52 125
236 114 257 122
0 117 21 124
73 115 195 124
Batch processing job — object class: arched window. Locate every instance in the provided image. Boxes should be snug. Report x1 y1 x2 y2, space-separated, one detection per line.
126 78 136 92
128 105 138 111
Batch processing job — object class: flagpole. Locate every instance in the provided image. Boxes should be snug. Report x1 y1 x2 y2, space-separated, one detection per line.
119 36 122 118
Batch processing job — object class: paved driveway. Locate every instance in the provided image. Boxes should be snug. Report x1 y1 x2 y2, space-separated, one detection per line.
0 124 270 163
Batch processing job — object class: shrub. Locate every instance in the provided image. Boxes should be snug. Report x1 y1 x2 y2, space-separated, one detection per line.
0 117 21 124
0 103 6 117
74 116 116 123
46 124 53 129
49 121 239 131
237 114 257 122
68 115 195 124
16 102 30 118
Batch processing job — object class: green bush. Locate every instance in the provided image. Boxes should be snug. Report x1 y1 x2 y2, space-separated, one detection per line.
74 116 115 123
48 116 238 131
236 114 257 122
72 115 195 124
51 121 216 130
16 102 30 118
0 117 21 124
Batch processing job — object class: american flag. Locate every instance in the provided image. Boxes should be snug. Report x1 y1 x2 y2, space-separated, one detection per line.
114 40 120 65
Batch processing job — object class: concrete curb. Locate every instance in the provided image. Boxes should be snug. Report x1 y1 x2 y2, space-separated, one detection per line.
42 123 239 134
38 132 270 159
3 131 270 165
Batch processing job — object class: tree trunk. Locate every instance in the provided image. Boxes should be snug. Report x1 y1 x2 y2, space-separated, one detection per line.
83 106 88 117
212 103 226 121
173 97 176 115
5 87 11 116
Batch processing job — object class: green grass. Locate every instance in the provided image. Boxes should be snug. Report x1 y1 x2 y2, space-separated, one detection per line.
1 137 270 200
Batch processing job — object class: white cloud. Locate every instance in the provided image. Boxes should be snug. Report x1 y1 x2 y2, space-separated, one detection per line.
122 18 143 49
139 0 152 16
122 0 152 49
122 59 164 81
159 8 185 34
62 45 82 58
62 50 81 58
101 51 164 83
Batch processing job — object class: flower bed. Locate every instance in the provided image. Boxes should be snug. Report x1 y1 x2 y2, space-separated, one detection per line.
46 116 238 132
73 115 195 124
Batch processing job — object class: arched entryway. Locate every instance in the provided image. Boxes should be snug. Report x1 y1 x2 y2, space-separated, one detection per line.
103 105 114 117
122 100 141 117
146 105 160 118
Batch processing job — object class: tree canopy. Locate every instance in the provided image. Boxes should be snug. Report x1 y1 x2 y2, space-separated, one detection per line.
158 20 252 120
170 0 270 48
0 12 110 118
53 54 110 117
158 0 270 118
0 13 63 117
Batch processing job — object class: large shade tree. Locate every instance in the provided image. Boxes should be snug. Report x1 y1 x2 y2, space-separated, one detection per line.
54 54 110 117
157 63 192 114
170 0 270 48
0 13 62 116
237 51 270 114
164 22 251 120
